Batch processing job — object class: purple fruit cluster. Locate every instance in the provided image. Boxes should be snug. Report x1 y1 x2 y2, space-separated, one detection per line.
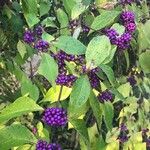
51 50 78 87
118 123 129 143
127 75 137 86
97 90 113 103
106 10 136 51
42 107 67 127
23 25 49 52
82 25 90 33
36 140 62 150
121 11 136 33
120 0 134 5
69 20 79 29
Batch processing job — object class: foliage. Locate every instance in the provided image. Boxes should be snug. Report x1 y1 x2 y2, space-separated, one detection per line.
0 0 150 150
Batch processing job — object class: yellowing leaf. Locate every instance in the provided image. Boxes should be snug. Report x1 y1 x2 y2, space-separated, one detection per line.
106 141 119 150
43 85 72 103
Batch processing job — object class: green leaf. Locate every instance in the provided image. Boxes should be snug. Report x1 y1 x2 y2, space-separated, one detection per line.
39 1 51 17
117 83 131 98
38 53 58 87
71 2 86 20
70 75 91 106
41 17 56 28
102 46 117 64
21 76 39 101
24 13 40 27
62 0 76 16
21 0 39 27
70 119 90 146
90 10 120 32
0 124 37 150
86 35 111 67
57 8 69 28
89 91 102 130
43 85 72 103
54 36 86 55
42 32 55 42
101 102 114 130
111 23 125 36
139 50 150 73
17 41 26 58
56 8 70 35
0 96 43 123
99 64 117 86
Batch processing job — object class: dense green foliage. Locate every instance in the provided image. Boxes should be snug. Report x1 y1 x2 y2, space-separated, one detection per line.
0 0 150 150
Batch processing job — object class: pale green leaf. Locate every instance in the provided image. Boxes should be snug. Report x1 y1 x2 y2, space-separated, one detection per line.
0 96 43 123
86 35 111 67
17 41 26 58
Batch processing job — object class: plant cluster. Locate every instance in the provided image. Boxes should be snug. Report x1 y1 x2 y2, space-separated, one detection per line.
0 0 150 150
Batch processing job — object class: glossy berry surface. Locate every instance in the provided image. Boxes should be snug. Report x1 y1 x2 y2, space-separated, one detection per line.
47 143 62 150
36 140 48 150
23 29 35 44
42 107 67 127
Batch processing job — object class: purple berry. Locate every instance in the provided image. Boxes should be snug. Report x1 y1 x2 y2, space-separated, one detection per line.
88 72 100 89
118 135 129 143
125 22 136 33
105 28 119 44
120 11 135 24
56 74 77 87
23 29 35 44
34 40 49 51
120 0 134 5
120 123 128 131
35 25 43 36
127 75 137 86
69 20 79 29
36 140 48 150
47 143 62 150
146 138 150 148
42 107 67 127
97 90 113 103
116 32 132 50
82 25 90 33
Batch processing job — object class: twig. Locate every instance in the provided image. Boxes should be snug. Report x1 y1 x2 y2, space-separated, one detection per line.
57 85 63 106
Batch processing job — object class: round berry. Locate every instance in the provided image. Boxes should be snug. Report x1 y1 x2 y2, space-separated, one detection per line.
42 107 67 127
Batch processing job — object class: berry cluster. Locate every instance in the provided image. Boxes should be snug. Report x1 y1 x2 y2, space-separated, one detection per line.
120 0 134 6
121 11 136 33
118 123 129 143
69 20 79 29
106 9 136 51
142 128 150 148
51 50 78 87
42 107 67 127
23 25 49 52
97 90 113 103
127 75 137 86
36 140 62 150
